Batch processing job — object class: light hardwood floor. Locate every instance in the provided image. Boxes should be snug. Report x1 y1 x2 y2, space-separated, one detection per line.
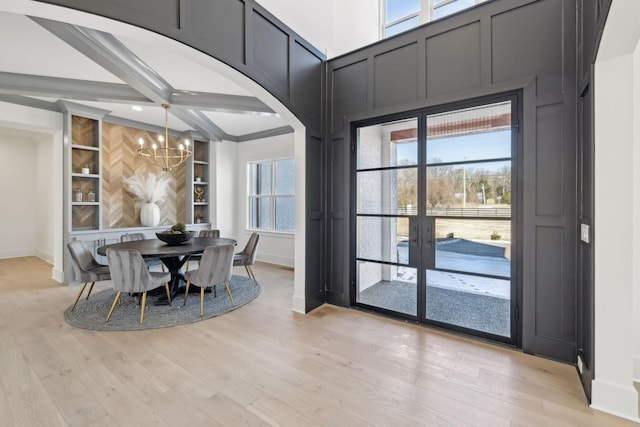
0 256 634 426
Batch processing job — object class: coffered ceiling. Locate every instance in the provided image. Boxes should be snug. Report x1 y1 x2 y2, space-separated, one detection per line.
0 9 293 142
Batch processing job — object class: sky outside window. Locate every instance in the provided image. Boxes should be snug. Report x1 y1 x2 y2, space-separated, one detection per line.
386 0 420 23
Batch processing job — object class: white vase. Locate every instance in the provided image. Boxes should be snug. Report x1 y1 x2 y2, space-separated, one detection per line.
140 202 160 227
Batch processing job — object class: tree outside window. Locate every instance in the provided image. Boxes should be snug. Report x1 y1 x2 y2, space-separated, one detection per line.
249 159 295 232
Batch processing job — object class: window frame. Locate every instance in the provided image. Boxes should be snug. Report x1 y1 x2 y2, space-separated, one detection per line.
380 0 488 38
247 157 295 234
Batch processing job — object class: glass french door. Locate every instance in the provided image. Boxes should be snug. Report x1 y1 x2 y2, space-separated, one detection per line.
354 95 518 344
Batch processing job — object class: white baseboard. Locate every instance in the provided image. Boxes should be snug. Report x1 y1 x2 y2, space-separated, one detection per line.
52 268 64 283
257 254 294 268
35 249 54 264
634 356 640 383
291 294 306 313
591 379 639 421
0 248 35 259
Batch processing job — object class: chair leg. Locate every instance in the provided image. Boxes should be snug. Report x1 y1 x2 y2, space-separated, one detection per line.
140 291 147 324
106 291 121 322
71 282 88 311
246 265 257 284
85 281 96 299
200 286 205 316
165 283 172 306
224 281 235 306
183 280 191 306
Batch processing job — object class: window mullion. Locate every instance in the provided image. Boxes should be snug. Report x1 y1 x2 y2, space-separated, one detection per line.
421 0 431 24
271 160 277 230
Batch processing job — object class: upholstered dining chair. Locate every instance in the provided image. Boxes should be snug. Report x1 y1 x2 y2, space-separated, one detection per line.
233 232 259 285
106 248 172 324
120 232 165 271
185 229 220 271
67 241 111 311
183 243 234 316
199 229 220 238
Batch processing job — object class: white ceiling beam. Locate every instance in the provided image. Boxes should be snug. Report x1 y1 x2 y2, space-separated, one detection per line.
0 71 150 104
31 17 227 140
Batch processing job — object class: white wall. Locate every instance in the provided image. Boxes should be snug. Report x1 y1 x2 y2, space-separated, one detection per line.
0 102 63 281
0 135 37 258
592 1 640 420
256 0 379 57
634 30 640 390
35 134 55 263
211 140 238 237
593 53 638 421
332 0 379 57
234 133 295 267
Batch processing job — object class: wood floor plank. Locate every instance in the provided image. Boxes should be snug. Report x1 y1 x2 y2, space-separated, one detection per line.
0 328 69 426
247 394 328 427
0 257 636 427
141 392 224 427
41 332 171 427
0 380 19 426
197 392 272 426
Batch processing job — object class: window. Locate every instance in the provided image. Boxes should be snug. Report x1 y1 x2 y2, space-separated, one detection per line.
382 0 489 38
248 159 295 232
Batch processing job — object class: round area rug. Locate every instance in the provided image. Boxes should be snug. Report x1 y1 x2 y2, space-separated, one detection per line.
64 275 260 331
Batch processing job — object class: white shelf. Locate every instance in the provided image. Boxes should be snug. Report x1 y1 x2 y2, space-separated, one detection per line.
71 144 100 151
71 173 100 178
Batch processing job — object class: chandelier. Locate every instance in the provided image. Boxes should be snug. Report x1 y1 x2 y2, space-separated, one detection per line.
137 103 192 171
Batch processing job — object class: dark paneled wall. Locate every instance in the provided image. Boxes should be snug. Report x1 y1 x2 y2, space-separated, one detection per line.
326 0 578 362
35 0 327 312
576 0 612 401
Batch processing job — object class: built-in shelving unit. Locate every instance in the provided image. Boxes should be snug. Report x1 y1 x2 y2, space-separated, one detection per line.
61 104 211 284
190 139 210 224
69 115 102 231
61 102 109 284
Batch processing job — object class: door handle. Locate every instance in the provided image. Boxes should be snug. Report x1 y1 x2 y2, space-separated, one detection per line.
410 223 418 245
424 224 433 248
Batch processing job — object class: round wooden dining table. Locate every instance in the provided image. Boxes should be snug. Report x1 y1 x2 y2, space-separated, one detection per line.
97 237 237 305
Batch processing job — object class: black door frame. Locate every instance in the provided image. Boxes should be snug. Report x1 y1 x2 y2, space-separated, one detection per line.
350 91 523 347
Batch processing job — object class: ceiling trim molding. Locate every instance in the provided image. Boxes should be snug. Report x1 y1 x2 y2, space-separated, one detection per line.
236 125 294 142
103 114 181 137
103 115 207 142
57 99 110 117
0 94 59 112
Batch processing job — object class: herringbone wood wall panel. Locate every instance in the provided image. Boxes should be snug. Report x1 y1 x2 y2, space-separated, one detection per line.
72 205 98 229
102 122 185 228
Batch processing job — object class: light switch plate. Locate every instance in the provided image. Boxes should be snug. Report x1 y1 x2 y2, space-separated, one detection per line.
581 223 590 243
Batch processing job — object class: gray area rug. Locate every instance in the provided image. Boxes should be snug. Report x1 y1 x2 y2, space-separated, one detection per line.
65 275 260 331
358 281 510 337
